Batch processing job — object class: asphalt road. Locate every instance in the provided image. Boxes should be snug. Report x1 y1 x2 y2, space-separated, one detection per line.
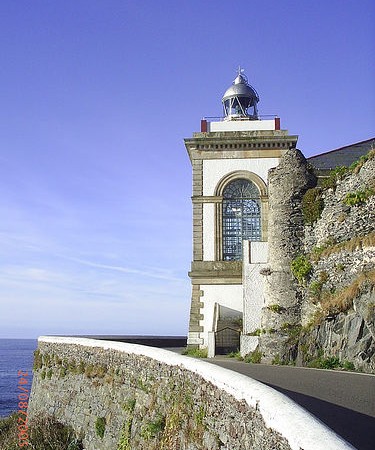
207 358 375 450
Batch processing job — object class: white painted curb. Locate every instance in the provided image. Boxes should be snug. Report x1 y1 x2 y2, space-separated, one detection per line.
37 336 355 450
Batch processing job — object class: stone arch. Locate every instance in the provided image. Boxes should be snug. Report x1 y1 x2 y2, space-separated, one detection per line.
214 171 269 260
215 170 268 197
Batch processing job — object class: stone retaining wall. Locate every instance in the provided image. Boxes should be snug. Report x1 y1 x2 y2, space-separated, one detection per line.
28 337 353 450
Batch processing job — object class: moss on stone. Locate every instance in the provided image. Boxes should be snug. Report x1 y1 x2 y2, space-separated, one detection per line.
302 187 324 224
94 417 106 439
291 254 312 284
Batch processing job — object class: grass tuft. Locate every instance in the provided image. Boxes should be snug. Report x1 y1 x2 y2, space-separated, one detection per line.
314 269 375 322
181 347 208 358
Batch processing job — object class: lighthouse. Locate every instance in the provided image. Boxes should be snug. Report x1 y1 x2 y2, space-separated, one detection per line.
185 69 298 355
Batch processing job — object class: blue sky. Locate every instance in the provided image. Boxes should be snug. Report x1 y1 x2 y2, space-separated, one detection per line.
0 1 374 338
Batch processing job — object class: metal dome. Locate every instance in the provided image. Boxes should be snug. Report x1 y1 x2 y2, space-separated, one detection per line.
222 70 259 120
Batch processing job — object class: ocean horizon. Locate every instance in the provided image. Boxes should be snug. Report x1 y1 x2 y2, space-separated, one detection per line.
0 338 37 418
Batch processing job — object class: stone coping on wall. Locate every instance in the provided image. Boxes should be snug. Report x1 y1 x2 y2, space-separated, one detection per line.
37 336 354 450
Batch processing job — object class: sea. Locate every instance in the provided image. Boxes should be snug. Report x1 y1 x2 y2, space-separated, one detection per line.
0 339 37 418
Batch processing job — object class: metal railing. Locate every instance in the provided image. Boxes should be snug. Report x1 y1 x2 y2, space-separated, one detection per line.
202 114 278 122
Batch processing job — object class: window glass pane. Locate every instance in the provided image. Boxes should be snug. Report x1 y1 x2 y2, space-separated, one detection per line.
222 179 261 261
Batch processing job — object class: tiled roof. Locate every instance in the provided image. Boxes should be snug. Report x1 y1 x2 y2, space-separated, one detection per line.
307 138 375 170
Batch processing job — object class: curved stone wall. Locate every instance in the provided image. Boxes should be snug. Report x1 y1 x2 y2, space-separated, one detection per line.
28 337 353 450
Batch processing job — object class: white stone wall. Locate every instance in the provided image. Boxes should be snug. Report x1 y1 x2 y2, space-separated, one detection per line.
209 119 276 132
203 203 215 260
203 158 278 196
200 284 243 347
242 241 269 355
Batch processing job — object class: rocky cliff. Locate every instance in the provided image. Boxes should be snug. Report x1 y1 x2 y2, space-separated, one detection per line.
259 148 375 373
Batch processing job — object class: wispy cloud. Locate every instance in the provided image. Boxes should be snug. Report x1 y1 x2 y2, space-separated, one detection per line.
61 255 184 283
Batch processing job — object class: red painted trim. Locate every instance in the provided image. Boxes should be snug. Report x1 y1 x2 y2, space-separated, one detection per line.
201 119 208 132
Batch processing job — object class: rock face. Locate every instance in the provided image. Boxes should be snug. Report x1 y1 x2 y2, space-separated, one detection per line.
259 149 375 372
259 148 316 362
297 282 375 372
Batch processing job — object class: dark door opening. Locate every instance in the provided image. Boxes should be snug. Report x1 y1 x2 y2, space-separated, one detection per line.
215 327 240 355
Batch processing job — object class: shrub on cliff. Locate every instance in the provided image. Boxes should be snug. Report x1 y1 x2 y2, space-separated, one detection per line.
321 149 375 191
313 269 375 322
302 187 324 224
0 414 83 450
0 413 19 449
322 166 350 190
291 254 312 284
349 148 375 173
343 188 374 206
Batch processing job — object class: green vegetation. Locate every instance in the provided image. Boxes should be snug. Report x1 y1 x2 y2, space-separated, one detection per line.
136 377 150 393
95 417 106 438
271 354 295 365
267 304 283 313
181 347 208 358
349 148 375 173
310 231 375 262
33 349 43 370
85 363 108 379
118 399 136 450
343 188 374 206
335 263 345 272
309 280 324 299
0 413 18 450
247 328 266 336
342 360 356 371
141 415 166 440
291 254 312 284
34 350 114 383
227 351 243 360
302 187 324 224
307 356 355 371
322 166 350 190
0 413 83 450
309 271 329 300
313 269 375 321
320 149 375 191
271 354 283 365
194 406 206 426
123 398 136 413
244 350 262 364
281 322 302 335
119 378 207 449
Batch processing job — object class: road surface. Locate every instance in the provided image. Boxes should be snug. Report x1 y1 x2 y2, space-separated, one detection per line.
208 358 375 450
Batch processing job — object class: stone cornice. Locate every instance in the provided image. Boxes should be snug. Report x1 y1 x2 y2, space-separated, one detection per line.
191 130 291 138
192 196 222 203
189 260 242 284
184 131 298 162
188 148 288 161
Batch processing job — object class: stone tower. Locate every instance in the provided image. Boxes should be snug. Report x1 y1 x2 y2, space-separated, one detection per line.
185 69 298 354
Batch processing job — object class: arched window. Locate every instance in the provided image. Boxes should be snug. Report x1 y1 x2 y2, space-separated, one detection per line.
222 179 261 261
